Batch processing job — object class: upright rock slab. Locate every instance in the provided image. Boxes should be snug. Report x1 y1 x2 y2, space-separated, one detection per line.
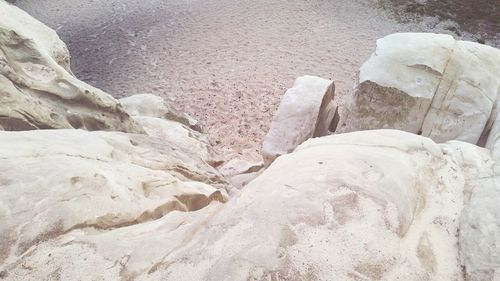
0 1 142 132
262 75 336 165
342 33 500 145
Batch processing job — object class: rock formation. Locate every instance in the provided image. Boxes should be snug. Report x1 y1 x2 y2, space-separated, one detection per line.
262 75 337 165
218 158 264 191
3 129 498 281
119 94 202 132
1 3 500 280
0 127 227 267
341 33 500 145
0 1 142 132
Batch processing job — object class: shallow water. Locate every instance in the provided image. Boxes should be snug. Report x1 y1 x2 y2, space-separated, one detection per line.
16 0 500 160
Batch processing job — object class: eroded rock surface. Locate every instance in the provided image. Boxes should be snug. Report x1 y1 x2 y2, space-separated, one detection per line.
341 33 500 145
0 1 142 132
2 129 492 281
262 75 336 165
1 5 499 279
0 126 227 277
119 94 201 132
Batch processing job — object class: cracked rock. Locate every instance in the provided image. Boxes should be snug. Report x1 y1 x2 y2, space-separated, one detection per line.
340 33 500 145
262 75 336 165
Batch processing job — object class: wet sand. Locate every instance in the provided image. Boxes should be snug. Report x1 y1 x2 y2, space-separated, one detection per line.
16 0 500 160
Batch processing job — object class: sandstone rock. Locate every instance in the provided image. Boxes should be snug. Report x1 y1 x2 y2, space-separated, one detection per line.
0 2 142 132
341 33 500 145
342 33 454 133
459 176 500 281
0 128 227 274
484 103 500 172
0 1 71 71
119 94 201 132
227 170 263 190
144 130 467 280
421 40 500 143
218 158 263 178
437 140 500 281
132 116 219 166
449 145 500 281
262 75 336 165
1 12 498 280
2 130 477 280
218 158 264 190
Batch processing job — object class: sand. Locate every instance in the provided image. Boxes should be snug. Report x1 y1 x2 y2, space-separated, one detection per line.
15 0 499 160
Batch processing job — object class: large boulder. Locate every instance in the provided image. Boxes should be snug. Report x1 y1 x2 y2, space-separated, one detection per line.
2 129 485 280
262 75 336 165
0 126 227 275
0 1 142 132
341 33 500 145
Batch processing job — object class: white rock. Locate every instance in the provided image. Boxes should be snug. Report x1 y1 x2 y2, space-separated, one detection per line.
342 33 500 145
2 130 474 280
132 116 218 165
456 129 500 281
119 94 201 131
148 130 466 280
342 33 455 133
227 170 263 190
0 2 142 132
262 75 336 165
422 40 500 143
218 158 263 178
439 140 500 281
459 176 500 281
0 128 227 273
0 1 71 71
484 103 500 172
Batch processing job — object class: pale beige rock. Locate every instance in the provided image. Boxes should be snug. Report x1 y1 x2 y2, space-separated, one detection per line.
218 158 263 178
227 170 263 190
484 103 500 172
218 158 264 191
459 176 500 281
262 75 335 165
146 130 466 280
457 131 500 281
341 33 500 145
0 1 71 71
438 140 500 281
341 33 455 133
1 130 475 281
132 116 220 166
0 128 226 273
0 2 142 132
422 41 500 143
119 94 201 132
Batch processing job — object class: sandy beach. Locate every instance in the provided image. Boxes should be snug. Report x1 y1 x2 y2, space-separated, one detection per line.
16 0 499 160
